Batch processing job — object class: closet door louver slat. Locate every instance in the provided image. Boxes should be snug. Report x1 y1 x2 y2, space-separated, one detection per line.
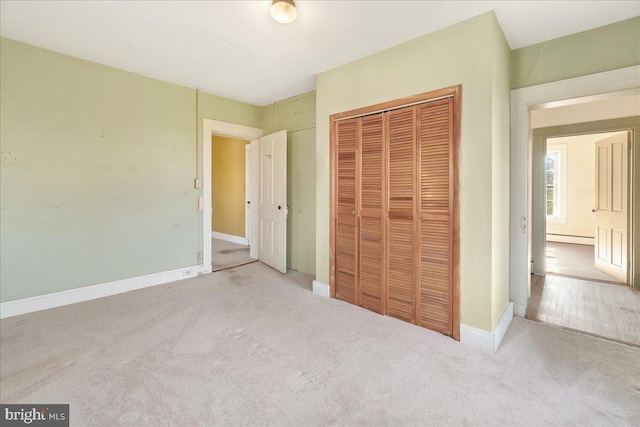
359 114 385 314
418 99 454 335
335 119 358 304
387 107 416 323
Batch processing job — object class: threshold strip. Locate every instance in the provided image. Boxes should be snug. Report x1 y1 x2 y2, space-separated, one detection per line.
211 260 259 273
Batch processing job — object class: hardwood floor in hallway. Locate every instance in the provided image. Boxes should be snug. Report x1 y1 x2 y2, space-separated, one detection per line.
528 274 640 346
545 242 623 283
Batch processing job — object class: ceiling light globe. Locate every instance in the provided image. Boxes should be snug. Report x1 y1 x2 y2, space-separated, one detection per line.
271 0 297 24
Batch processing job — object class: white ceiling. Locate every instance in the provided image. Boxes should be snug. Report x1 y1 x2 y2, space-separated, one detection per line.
1 1 638 106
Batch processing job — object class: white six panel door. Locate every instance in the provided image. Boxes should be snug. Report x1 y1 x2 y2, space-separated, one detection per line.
259 130 288 273
594 132 629 283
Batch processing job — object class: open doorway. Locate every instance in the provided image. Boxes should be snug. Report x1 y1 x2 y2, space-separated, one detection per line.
544 131 629 284
528 117 639 346
201 119 262 274
201 119 289 275
509 68 640 346
210 135 255 272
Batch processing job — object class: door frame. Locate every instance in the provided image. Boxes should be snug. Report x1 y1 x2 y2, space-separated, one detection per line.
531 119 639 286
509 65 640 317
329 84 461 340
202 119 263 273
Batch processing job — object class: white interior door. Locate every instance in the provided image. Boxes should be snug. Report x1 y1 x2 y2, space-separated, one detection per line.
594 132 629 282
258 130 287 273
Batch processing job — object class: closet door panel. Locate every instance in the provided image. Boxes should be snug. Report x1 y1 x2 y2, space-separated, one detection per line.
418 99 453 334
387 107 416 323
335 119 358 304
359 114 385 313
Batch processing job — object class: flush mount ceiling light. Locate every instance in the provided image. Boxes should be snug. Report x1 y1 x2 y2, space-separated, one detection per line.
271 0 297 24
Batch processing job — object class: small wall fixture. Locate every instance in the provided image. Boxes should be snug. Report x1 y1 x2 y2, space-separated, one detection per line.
271 0 297 24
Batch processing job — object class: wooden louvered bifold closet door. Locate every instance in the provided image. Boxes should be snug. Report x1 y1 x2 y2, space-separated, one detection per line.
335 119 358 304
387 107 417 323
358 114 385 314
332 91 456 337
417 98 454 335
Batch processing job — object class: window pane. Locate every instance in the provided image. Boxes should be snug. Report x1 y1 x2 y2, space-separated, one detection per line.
547 201 554 216
546 170 554 185
546 156 555 171
546 187 554 200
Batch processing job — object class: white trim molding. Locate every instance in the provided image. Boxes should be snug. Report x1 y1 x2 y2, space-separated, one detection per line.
513 302 526 318
509 65 640 318
312 280 330 297
212 231 249 246
0 265 203 319
460 302 514 352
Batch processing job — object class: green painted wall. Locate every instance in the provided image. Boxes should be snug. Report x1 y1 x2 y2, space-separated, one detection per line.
511 17 640 89
316 12 511 332
262 91 316 275
198 92 262 133
490 15 512 328
211 136 248 237
0 37 261 302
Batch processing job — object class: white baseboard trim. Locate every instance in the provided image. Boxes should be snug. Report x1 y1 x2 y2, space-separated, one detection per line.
493 301 514 350
0 264 204 319
212 231 248 246
546 235 594 245
460 302 514 352
312 280 330 297
513 302 526 318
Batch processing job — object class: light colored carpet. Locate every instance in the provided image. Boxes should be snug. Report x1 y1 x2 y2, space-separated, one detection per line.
211 238 255 272
546 242 623 283
1 262 639 426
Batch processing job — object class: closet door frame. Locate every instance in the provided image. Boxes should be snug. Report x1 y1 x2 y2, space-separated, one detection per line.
329 85 461 340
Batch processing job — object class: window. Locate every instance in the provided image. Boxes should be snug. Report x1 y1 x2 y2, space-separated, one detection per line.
546 153 558 216
546 144 567 224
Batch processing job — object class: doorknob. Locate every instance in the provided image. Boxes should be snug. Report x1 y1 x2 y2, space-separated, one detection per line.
278 205 282 210
592 209 597 212
352 209 356 215
416 213 423 219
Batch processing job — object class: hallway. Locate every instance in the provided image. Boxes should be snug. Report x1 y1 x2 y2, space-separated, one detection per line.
528 274 640 346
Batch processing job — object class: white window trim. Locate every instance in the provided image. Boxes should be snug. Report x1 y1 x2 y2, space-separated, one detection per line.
546 143 567 225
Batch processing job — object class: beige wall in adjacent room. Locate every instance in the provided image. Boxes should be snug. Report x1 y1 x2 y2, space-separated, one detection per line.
546 132 627 240
211 136 248 237
316 12 511 332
